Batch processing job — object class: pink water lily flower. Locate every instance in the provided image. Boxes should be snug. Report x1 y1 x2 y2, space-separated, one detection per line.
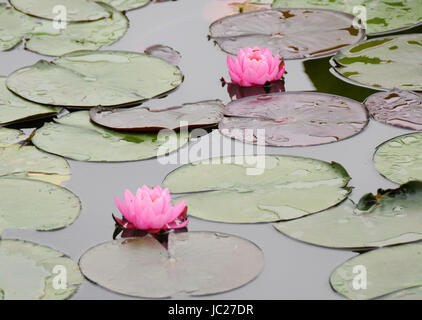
227 47 286 87
114 185 188 234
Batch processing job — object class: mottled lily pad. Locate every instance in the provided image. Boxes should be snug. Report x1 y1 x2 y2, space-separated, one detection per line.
0 128 26 147
6 50 183 108
0 77 57 126
32 111 189 162
96 0 150 11
373 132 422 184
10 0 111 22
275 181 422 249
0 144 70 185
163 155 351 223
0 239 83 300
219 92 368 147
378 286 422 300
365 90 422 131
0 178 81 235
331 34 422 91
209 9 365 60
90 100 224 132
273 0 422 36
144 45 181 65
330 242 422 300
25 3 129 57
79 232 264 298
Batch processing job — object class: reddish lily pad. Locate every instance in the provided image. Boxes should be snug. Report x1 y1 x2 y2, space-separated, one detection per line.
90 100 224 132
209 9 365 60
365 90 422 131
219 92 368 147
144 45 181 65
79 232 264 298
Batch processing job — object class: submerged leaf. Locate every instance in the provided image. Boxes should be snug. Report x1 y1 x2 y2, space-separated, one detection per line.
79 232 264 298
331 34 422 91
6 50 183 108
90 100 224 132
0 178 81 235
209 9 365 60
144 45 181 65
0 144 70 185
373 132 422 184
0 239 83 300
25 3 128 57
273 0 422 35
275 181 422 249
365 90 422 131
330 242 422 299
219 92 368 147
163 155 351 223
0 77 57 126
32 111 189 162
10 0 111 22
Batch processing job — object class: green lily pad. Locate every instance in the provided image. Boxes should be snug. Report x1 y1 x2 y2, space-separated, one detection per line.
378 286 422 300
0 128 26 147
95 0 150 11
273 0 422 36
209 8 365 60
25 3 129 57
163 155 351 223
364 90 422 131
330 242 422 300
373 132 422 184
10 0 111 22
0 77 57 126
275 181 422 249
89 100 224 132
0 144 70 185
79 232 264 298
0 239 83 300
6 50 183 108
331 34 422 91
32 111 189 162
0 3 37 51
0 178 81 235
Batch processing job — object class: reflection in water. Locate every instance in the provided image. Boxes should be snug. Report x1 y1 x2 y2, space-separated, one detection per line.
226 80 285 100
303 56 377 102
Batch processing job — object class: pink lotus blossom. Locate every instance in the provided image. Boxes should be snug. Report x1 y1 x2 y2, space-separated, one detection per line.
114 185 188 234
227 47 286 87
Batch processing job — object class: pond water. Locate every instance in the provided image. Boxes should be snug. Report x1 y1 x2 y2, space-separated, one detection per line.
1 0 421 299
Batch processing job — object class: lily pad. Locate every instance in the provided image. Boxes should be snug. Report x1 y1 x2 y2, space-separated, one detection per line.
275 181 422 249
378 286 422 300
6 50 183 108
330 242 422 300
79 232 264 298
32 111 189 162
144 45 181 65
163 155 351 223
273 0 422 36
95 0 150 11
218 92 368 147
0 77 57 126
364 90 422 131
0 4 37 51
0 239 83 300
0 178 81 235
331 34 422 91
0 128 26 147
90 100 224 132
10 0 111 22
0 144 70 185
373 132 422 184
209 9 365 60
25 3 129 57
